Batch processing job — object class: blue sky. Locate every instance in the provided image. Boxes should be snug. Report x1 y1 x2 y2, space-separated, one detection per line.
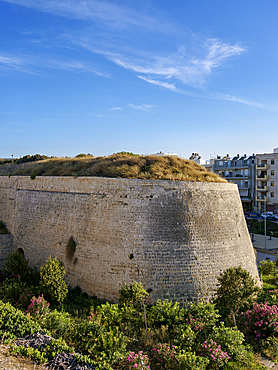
1 0 278 160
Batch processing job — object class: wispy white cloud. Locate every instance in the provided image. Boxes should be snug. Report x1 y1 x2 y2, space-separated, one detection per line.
218 93 278 110
2 0 172 33
109 39 245 88
0 52 108 77
138 76 176 91
128 103 154 111
108 107 123 111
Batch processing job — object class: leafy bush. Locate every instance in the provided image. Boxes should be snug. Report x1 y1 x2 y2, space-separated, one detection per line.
3 251 29 281
214 266 260 326
118 281 148 307
42 309 73 340
209 322 247 362
259 260 277 275
40 257 68 305
0 278 29 305
71 319 127 365
95 302 122 328
0 300 41 342
185 301 220 341
257 289 278 306
149 300 185 343
176 350 209 370
10 337 73 363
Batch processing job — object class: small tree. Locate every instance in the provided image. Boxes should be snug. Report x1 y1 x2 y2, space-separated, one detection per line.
118 281 148 307
3 251 29 281
40 257 68 305
214 266 260 327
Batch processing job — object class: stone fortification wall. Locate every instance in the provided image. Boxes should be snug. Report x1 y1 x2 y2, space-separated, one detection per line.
0 234 13 268
0 176 259 303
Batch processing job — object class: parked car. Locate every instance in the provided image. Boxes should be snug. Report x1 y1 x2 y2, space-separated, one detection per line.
261 212 274 218
266 216 277 222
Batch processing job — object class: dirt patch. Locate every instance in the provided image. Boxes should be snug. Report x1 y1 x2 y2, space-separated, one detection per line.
0 344 47 370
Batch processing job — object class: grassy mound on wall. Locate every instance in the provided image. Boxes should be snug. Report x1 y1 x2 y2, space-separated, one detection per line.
0 153 225 183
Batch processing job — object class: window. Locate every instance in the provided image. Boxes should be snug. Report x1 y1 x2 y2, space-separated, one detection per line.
271 159 275 165
271 192 274 197
271 181 274 186
271 170 275 176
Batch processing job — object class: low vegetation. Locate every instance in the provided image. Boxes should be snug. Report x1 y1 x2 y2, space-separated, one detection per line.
0 153 225 182
2 252 278 369
247 218 278 238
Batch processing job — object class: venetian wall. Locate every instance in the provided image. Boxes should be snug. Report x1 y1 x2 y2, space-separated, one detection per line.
0 176 259 303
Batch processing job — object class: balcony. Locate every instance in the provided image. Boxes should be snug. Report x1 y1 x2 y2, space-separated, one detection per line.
256 186 269 192
256 196 269 202
256 175 269 181
256 164 269 170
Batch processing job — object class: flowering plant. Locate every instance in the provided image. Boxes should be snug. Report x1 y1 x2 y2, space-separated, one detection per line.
119 351 150 369
26 294 50 321
152 343 177 369
199 339 230 368
244 302 278 341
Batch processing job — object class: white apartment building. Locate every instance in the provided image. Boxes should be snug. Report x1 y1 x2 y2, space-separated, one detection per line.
255 148 278 213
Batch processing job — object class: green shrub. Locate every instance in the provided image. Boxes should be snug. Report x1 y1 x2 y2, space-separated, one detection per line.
118 281 148 307
10 337 73 363
176 350 209 370
214 266 260 326
259 260 277 275
149 300 185 343
209 322 247 362
71 319 127 365
3 251 29 281
257 289 278 306
185 301 220 332
95 302 122 328
0 278 29 305
42 309 74 340
0 300 41 342
40 257 68 305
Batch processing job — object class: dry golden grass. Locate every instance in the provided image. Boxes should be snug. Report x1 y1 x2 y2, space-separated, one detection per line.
0 154 226 183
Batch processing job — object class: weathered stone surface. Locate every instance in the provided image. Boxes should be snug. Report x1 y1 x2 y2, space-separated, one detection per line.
0 235 12 268
0 176 260 303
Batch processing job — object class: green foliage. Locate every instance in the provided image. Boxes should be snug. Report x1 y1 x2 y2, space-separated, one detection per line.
176 350 209 370
15 154 48 164
0 278 29 305
257 289 278 306
42 309 73 340
0 300 41 342
10 337 73 363
40 257 68 305
259 260 277 275
3 251 29 281
209 322 247 362
118 281 148 307
95 302 122 328
149 300 184 343
0 221 9 234
214 266 260 326
71 319 127 365
185 301 220 333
